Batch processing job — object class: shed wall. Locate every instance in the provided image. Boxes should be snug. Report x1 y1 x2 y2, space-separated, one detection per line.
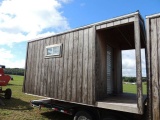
146 15 160 120
23 12 144 111
24 26 96 105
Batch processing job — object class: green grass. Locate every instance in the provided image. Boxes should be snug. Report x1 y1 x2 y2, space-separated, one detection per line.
0 75 72 120
0 75 147 119
123 82 147 94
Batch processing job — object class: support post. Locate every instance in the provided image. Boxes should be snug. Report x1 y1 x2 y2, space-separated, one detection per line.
146 18 152 120
134 14 143 114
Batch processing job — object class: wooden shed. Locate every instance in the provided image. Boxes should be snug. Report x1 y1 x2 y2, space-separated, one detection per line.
23 11 146 114
146 13 160 120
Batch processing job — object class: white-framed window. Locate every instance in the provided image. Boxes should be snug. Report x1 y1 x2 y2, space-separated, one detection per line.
45 44 62 58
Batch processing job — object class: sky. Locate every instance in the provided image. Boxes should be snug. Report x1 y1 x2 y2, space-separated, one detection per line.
0 0 160 76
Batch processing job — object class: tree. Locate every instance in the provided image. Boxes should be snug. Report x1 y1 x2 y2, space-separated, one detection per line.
4 68 25 76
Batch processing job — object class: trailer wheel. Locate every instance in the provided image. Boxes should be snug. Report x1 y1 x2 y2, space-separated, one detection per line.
74 111 93 120
4 88 12 99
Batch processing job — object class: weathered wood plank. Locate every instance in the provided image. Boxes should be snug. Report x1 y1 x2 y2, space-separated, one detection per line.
77 30 84 103
25 43 32 93
54 36 60 99
82 28 89 104
59 34 65 99
36 40 41 95
107 22 113 27
29 42 34 94
40 40 45 96
71 31 79 102
96 93 139 114
43 38 50 96
46 37 52 97
96 32 106 100
101 35 107 97
146 18 152 120
50 37 57 98
36 41 41 95
58 35 63 99
114 21 120 26
157 18 160 118
95 32 101 100
121 18 129 24
62 33 69 100
134 15 143 114
33 41 39 95
129 17 135 22
88 27 93 104
151 18 160 120
67 32 73 101
32 42 37 94
100 24 106 29
92 26 96 104
96 25 101 30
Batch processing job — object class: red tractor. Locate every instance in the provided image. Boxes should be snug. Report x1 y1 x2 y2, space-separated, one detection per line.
0 65 12 99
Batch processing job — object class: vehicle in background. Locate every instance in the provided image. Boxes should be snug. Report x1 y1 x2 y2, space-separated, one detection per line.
0 65 12 99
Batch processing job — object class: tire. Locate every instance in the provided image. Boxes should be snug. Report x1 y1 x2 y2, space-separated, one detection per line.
74 111 93 120
5 88 12 99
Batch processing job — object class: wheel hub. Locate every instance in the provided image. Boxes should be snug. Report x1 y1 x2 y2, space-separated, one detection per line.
78 116 89 120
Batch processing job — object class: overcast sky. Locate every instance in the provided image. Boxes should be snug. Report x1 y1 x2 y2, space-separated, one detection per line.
0 0 160 76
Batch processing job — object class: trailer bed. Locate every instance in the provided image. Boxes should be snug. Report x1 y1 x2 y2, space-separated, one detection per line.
96 93 146 114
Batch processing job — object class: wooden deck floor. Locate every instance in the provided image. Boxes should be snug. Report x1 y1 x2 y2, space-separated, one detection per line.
96 93 146 114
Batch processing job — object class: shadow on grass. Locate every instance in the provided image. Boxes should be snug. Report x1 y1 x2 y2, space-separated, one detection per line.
41 111 73 120
0 96 33 111
7 83 22 86
7 83 23 86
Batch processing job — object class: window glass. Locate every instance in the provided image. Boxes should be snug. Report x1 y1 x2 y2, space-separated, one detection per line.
47 48 53 55
52 46 60 55
45 44 62 57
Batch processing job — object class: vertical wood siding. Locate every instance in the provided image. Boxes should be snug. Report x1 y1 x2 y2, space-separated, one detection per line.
72 31 78 102
24 26 95 105
77 30 84 103
134 15 143 114
151 17 160 120
82 29 89 103
95 32 107 100
147 16 160 120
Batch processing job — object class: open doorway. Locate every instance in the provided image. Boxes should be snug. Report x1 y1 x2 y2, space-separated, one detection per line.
96 22 146 96
95 13 146 114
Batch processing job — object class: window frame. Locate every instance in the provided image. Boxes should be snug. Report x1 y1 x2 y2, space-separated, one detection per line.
45 43 63 58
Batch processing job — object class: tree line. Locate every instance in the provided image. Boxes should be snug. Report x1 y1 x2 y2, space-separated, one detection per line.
123 76 147 83
4 68 25 76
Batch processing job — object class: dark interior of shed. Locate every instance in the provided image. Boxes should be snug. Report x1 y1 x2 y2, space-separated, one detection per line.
96 22 146 106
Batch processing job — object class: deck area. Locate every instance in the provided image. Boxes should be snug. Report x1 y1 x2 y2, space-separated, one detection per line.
96 93 146 114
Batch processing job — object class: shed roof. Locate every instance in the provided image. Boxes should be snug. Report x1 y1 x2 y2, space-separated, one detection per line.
28 11 144 43
146 13 160 19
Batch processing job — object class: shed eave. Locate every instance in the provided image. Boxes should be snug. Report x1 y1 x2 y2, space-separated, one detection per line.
146 13 160 19
28 11 141 43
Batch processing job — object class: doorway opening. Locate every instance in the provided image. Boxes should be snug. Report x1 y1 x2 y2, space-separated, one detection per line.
95 13 146 114
96 22 146 97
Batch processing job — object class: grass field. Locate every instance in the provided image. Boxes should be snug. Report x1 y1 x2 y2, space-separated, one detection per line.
123 82 147 94
0 75 147 120
0 75 72 120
